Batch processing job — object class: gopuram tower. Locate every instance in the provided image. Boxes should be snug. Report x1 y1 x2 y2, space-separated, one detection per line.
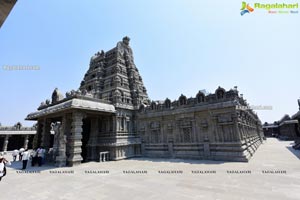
79 36 150 108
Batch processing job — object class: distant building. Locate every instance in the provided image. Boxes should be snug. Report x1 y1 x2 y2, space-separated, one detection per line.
278 121 299 140
291 101 300 148
26 37 264 166
263 114 299 140
0 122 35 152
292 100 300 129
262 122 279 137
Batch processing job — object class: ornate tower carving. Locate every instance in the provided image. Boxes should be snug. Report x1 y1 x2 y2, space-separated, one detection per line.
80 36 149 109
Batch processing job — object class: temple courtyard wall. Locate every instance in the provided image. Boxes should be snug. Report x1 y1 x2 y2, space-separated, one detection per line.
137 94 264 162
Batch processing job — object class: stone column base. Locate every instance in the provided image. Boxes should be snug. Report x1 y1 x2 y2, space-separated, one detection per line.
55 156 67 167
67 155 83 166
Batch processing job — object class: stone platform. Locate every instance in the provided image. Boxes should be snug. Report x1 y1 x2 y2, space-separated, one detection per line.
1 138 300 200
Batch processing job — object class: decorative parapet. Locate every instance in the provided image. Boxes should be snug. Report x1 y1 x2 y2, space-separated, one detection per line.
38 88 111 111
0 130 36 135
0 123 36 131
138 86 248 113
0 124 36 135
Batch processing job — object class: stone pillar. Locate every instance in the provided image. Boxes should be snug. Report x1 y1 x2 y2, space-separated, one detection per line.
126 116 131 133
32 121 42 149
55 117 67 167
191 120 196 143
116 117 119 132
123 116 126 131
3 135 9 152
87 117 99 161
67 111 84 166
41 118 52 150
100 152 103 162
65 114 72 162
166 123 174 158
104 153 107 161
52 123 59 157
23 135 29 150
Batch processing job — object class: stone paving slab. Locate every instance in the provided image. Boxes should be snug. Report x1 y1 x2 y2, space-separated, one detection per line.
1 138 300 200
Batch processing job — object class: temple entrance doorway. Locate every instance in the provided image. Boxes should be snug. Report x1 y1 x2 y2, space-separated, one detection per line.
82 118 91 162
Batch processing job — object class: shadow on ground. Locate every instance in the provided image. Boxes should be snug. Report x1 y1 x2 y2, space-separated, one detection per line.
7 160 59 172
4 151 71 172
286 146 300 160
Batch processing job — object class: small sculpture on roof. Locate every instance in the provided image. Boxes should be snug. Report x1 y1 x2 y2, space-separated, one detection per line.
65 91 71 98
39 101 46 108
51 88 64 104
45 99 51 105
100 50 105 56
123 36 130 46
81 89 87 96
14 122 22 130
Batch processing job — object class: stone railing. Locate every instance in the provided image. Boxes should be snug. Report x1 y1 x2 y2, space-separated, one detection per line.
0 126 36 131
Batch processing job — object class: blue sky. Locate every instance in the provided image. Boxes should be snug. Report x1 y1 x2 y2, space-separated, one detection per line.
0 0 299 126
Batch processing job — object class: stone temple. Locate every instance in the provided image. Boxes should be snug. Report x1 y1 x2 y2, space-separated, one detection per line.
26 37 264 166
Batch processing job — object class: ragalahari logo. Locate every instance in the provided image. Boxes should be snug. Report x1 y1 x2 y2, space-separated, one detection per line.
240 2 254 15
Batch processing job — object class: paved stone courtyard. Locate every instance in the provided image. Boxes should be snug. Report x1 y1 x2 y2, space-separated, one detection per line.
1 138 300 200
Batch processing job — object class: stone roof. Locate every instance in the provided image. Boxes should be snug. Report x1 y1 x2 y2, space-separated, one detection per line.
0 131 35 135
262 124 278 129
292 110 300 120
279 120 298 126
0 0 17 28
26 98 116 120
278 114 291 123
